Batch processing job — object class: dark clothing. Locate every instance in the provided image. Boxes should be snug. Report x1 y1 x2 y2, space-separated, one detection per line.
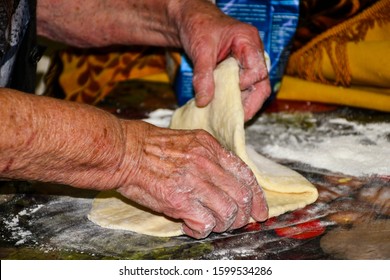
0 0 39 93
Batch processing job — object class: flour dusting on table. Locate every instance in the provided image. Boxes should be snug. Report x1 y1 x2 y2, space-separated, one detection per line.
246 113 390 178
2 204 44 245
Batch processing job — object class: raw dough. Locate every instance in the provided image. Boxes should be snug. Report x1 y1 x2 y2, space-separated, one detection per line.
88 191 182 237
88 57 318 237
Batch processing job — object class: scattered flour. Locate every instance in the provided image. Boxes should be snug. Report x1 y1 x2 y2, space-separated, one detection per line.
3 204 44 245
247 114 390 178
143 109 173 127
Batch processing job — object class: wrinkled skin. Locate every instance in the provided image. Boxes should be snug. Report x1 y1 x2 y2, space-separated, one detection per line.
176 1 271 121
1 0 271 239
116 121 268 239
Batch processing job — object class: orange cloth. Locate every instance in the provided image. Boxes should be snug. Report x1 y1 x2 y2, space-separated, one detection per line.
58 47 170 104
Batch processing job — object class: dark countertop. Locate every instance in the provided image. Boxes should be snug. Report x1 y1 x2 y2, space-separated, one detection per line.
1 80 389 259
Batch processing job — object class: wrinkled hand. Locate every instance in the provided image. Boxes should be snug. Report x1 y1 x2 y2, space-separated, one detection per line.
115 121 268 239
177 0 271 121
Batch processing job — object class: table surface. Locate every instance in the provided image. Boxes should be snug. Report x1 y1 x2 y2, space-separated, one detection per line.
1 80 389 260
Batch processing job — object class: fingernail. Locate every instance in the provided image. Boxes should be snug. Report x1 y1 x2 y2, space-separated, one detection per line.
195 92 209 107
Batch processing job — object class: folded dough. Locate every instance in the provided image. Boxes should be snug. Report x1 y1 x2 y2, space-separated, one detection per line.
88 57 318 237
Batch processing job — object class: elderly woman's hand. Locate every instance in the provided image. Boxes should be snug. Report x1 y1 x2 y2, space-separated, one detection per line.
176 0 271 121
115 121 269 239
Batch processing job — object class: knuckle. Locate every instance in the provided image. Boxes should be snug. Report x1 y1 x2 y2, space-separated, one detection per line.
197 212 217 233
213 200 238 233
186 130 220 158
222 201 238 221
161 186 191 213
246 24 259 36
193 129 214 143
185 150 209 167
238 185 253 205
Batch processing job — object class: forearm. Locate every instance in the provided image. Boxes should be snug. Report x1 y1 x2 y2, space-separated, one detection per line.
0 89 130 189
37 0 183 47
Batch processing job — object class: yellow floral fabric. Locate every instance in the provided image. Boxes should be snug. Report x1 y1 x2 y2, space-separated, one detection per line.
58 47 170 104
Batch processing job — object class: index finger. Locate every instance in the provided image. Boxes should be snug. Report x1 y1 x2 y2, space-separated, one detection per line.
218 150 269 224
249 179 269 222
